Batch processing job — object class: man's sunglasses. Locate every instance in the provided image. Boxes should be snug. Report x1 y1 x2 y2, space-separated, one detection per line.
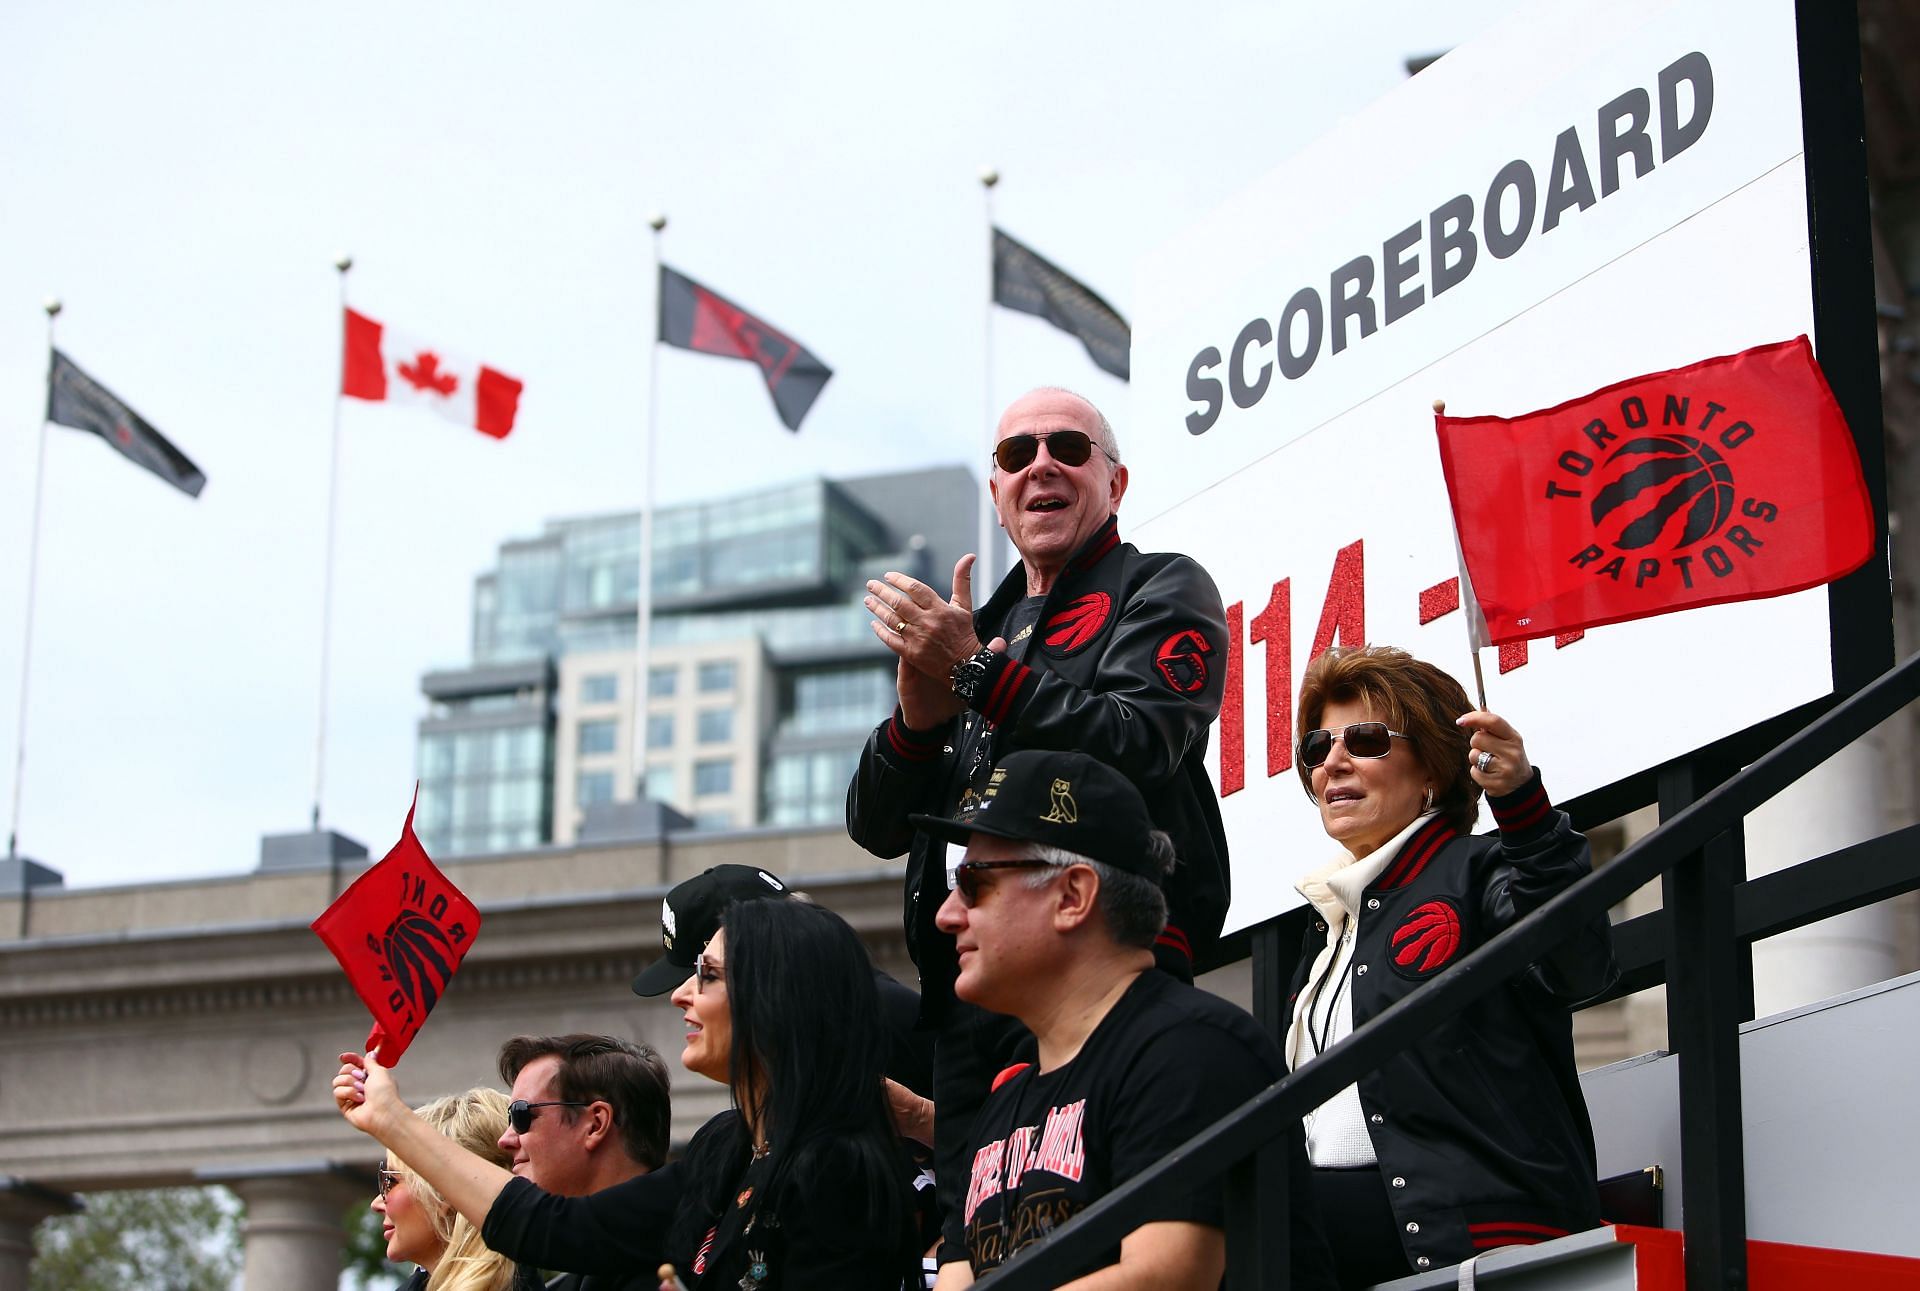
946 857 1064 906
1299 721 1411 769
992 430 1116 473
507 1099 591 1134
377 1166 406 1199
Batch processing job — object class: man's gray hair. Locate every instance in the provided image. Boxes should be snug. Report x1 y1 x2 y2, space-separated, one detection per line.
1016 386 1121 464
1020 832 1174 947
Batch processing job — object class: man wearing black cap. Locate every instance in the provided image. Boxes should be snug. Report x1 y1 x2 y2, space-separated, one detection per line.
914 750 1332 1289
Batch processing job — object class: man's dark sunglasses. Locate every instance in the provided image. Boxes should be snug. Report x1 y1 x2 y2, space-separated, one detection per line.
992 430 1116 473
1299 721 1410 769
507 1099 591 1134
947 857 1065 906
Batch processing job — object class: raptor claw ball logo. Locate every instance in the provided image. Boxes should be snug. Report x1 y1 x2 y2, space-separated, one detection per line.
1042 592 1112 656
381 910 457 1016
1390 899 1463 978
1590 435 1735 551
1153 628 1214 694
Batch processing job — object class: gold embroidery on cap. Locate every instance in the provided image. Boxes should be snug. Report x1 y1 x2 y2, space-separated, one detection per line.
1041 778 1078 824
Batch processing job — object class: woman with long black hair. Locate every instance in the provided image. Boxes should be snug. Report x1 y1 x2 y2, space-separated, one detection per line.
662 897 923 1288
333 897 923 1290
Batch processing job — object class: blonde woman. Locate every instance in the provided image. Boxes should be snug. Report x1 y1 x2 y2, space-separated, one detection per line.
372 1087 537 1291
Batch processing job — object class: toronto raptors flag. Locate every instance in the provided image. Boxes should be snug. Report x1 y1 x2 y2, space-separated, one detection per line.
310 793 481 1065
340 308 524 439
992 227 1131 380
658 265 832 431
1434 336 1874 645
46 350 207 497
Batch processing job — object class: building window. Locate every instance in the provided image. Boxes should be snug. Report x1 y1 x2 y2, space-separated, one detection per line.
694 759 733 797
649 665 679 698
577 770 615 807
697 708 734 744
580 673 619 704
578 719 617 756
646 714 675 750
645 763 679 806
698 660 736 693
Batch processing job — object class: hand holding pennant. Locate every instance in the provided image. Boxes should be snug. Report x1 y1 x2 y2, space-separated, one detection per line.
310 791 481 1066
1433 336 1875 646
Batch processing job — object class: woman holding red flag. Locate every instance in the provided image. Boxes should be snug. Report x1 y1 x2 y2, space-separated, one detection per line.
1285 646 1616 1286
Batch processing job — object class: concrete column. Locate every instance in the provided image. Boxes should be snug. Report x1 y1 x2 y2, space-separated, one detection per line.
217 1167 367 1291
0 1182 81 1291
1743 738 1902 1017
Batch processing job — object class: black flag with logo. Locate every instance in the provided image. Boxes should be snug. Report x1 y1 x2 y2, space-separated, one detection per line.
658 265 832 431
46 350 206 497
991 227 1130 380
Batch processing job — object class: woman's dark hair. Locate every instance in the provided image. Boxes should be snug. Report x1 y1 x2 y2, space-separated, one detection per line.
1295 645 1481 833
671 898 915 1269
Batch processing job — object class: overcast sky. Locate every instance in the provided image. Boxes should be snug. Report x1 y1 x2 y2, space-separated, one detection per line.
0 1 1516 889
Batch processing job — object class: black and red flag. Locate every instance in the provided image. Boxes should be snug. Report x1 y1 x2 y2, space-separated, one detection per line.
46 349 207 497
310 793 481 1065
992 227 1130 380
658 265 832 431
1434 335 1875 644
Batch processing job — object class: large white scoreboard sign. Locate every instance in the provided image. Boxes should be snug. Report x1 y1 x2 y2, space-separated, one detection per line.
1127 0 1843 933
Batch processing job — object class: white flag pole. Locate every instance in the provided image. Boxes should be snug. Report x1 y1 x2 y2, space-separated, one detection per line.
634 214 667 801
978 166 1000 592
312 253 352 830
9 298 61 858
1435 398 1489 711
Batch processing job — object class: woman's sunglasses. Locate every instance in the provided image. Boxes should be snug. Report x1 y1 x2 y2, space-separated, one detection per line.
992 430 1116 473
1299 721 1410 769
694 951 725 994
377 1166 405 1198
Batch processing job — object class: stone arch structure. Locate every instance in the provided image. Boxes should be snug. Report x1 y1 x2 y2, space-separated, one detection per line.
0 825 909 1291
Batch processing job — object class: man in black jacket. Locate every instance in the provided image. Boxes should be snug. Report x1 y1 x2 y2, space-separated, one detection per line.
848 387 1232 1239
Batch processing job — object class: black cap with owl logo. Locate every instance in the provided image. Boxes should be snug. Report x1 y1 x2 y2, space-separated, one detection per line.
909 749 1165 883
630 864 789 996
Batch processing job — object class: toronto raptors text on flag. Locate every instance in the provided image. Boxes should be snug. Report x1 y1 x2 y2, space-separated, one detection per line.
1434 336 1874 644
340 308 524 439
657 265 832 431
310 794 482 1065
46 350 207 497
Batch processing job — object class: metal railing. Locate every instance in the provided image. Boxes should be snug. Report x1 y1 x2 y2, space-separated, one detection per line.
978 648 1920 1290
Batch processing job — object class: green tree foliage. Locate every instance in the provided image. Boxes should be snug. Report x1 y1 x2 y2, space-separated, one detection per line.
29 1187 241 1291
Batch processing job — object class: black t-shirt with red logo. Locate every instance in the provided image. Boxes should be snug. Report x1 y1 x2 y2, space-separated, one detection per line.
948 970 1298 1280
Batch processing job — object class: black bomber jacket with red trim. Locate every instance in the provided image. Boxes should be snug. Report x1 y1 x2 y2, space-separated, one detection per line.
1284 773 1618 1274
845 516 1232 1020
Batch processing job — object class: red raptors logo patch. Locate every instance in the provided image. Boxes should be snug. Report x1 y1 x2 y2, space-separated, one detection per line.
1389 899 1463 978
1042 592 1112 656
1153 628 1214 694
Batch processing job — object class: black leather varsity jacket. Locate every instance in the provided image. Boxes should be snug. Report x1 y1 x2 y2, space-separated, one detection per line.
1285 774 1619 1273
846 517 1232 1021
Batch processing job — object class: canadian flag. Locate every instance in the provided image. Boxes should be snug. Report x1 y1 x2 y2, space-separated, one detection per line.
341 308 524 439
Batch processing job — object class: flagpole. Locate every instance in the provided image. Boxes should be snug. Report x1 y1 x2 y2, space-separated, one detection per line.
1433 397 1489 711
8 299 62 859
635 214 666 802
978 166 1000 592
313 253 352 830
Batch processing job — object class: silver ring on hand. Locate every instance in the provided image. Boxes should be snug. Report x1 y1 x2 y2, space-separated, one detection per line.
1475 751 1494 773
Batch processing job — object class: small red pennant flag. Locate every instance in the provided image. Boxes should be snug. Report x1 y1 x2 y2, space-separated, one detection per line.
310 791 481 1065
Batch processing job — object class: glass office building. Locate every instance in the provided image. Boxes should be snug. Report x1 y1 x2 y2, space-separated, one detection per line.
417 466 982 855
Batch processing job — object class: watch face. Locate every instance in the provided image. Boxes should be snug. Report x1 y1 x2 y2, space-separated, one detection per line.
952 650 991 700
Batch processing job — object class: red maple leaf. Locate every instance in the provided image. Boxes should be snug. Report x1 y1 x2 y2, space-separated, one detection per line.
398 351 458 396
